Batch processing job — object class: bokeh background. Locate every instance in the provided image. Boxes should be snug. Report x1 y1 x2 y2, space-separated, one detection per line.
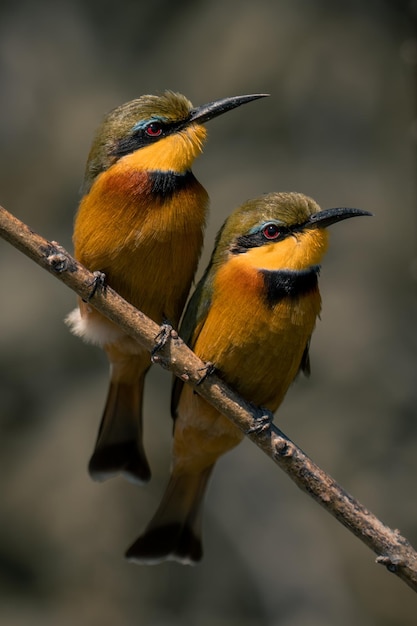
0 1 416 624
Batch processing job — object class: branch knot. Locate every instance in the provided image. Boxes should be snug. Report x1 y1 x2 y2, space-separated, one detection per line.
274 437 294 458
43 242 77 274
376 554 405 573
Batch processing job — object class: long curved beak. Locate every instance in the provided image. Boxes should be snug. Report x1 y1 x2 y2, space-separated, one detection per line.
188 94 269 125
306 207 372 229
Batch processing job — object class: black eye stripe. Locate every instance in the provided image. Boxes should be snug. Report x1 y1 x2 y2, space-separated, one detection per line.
231 225 292 254
112 118 189 158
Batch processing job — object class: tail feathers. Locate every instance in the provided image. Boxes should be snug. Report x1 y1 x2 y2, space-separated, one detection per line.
126 523 202 566
88 379 151 485
125 466 214 565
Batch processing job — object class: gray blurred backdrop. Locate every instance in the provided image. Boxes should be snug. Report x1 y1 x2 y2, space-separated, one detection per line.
0 1 416 624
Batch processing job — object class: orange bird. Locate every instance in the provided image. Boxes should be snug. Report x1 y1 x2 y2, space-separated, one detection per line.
66 91 267 485
126 191 371 564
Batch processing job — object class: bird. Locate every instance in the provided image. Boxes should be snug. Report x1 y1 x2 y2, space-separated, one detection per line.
125 191 371 565
65 90 268 485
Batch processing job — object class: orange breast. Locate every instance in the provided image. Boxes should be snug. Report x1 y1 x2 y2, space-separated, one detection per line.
192 258 321 411
73 165 209 325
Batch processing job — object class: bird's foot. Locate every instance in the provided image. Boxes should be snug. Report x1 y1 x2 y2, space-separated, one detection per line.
151 319 176 360
246 407 274 435
196 361 216 385
86 271 106 301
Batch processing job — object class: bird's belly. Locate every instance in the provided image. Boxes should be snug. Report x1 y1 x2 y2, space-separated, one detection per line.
173 384 244 472
72 179 207 337
195 293 320 411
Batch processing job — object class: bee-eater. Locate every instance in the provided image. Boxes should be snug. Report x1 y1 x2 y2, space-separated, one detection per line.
125 191 371 564
66 91 268 484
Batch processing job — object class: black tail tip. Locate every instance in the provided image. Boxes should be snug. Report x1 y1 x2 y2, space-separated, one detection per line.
125 524 203 566
88 441 151 485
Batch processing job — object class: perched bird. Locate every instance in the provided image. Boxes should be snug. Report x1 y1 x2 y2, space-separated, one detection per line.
126 191 371 565
66 91 267 485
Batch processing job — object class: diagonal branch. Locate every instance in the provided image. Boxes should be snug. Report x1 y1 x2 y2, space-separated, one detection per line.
1 203 417 592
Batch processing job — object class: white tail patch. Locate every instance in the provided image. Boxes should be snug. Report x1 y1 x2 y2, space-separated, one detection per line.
65 307 124 347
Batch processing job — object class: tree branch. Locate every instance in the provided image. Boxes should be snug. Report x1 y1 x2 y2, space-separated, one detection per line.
1 203 417 592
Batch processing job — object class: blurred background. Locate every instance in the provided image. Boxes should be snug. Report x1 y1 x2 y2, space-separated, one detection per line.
0 0 416 624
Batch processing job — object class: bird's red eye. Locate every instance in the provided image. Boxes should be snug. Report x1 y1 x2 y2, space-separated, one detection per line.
263 223 280 239
145 122 163 137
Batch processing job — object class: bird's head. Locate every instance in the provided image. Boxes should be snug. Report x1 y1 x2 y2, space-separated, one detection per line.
211 191 371 273
82 91 268 193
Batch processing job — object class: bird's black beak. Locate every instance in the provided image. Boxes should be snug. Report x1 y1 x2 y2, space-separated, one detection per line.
306 207 372 229
188 94 269 125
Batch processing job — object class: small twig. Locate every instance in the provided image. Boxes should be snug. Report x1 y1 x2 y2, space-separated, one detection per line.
1 203 417 592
